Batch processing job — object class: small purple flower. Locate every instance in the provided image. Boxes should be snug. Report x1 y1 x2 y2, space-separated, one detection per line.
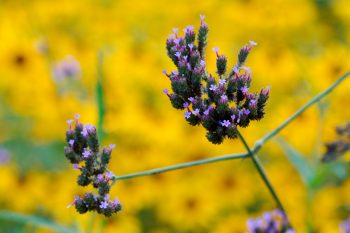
66 119 74 129
82 148 92 158
81 128 88 137
175 52 181 58
261 86 271 96
241 86 249 95
200 60 205 68
99 200 109 209
73 164 80 170
74 114 80 121
219 79 226 86
243 66 252 74
249 40 257 47
220 120 230 128
188 43 193 52
212 47 219 56
97 174 104 182
200 14 205 22
174 38 180 45
183 102 189 108
209 84 217 92
192 109 200 116
109 144 116 150
231 114 236 122
187 63 191 71
250 99 257 108
188 97 195 103
67 196 80 208
163 89 169 96
232 66 239 74
112 197 121 206
184 25 194 34
68 139 75 147
172 28 178 34
220 94 228 103
184 111 191 119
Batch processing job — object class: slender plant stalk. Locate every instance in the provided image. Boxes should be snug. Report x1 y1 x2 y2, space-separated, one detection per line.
237 130 286 213
112 72 350 181
113 152 247 182
252 71 350 154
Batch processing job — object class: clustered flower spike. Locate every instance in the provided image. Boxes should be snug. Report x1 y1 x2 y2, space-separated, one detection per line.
64 114 122 217
246 210 295 233
322 121 350 162
163 16 270 144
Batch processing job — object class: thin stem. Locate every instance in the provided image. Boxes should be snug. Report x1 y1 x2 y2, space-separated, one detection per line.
253 71 350 154
112 72 350 181
113 152 248 181
237 130 286 213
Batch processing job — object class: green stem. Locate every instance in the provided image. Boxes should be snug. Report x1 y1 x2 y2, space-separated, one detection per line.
112 72 350 182
237 130 286 213
113 152 247 181
253 71 350 154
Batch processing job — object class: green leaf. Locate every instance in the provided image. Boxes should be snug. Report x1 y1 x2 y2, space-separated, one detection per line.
0 210 78 233
275 137 314 186
311 161 348 190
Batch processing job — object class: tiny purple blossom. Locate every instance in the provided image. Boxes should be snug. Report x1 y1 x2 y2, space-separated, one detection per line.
69 139 74 147
188 44 193 52
53 55 81 82
74 114 80 121
220 120 230 128
109 144 116 150
187 63 191 71
175 52 181 58
82 148 92 158
209 84 217 92
67 196 80 208
162 89 169 96
232 66 239 74
66 119 74 129
244 109 250 116
231 114 236 122
99 200 109 209
81 128 88 137
200 60 205 68
172 28 178 34
162 70 167 75
250 99 257 108
243 66 252 74
220 94 228 103
184 25 194 33
241 86 249 95
183 102 189 108
184 111 191 119
73 164 79 170
200 14 205 21
219 79 226 86
249 40 257 46
174 38 180 45
188 97 195 103
212 47 219 56
113 197 121 206
192 109 200 116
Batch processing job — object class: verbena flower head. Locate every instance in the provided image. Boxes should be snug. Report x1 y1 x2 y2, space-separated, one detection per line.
163 15 270 144
246 210 294 233
64 115 122 217
322 121 350 162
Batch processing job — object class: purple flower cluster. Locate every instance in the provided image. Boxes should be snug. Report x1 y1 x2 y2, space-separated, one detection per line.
64 114 121 217
163 16 270 144
246 210 294 233
340 216 350 233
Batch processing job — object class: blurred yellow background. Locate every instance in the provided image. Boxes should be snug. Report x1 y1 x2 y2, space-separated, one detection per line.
1 0 350 232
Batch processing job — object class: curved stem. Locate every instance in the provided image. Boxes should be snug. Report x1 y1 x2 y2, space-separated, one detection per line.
237 130 286 213
112 72 350 182
253 71 350 154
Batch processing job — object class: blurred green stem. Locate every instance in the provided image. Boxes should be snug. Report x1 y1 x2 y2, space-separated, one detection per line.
113 72 350 183
237 130 286 213
96 50 106 141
